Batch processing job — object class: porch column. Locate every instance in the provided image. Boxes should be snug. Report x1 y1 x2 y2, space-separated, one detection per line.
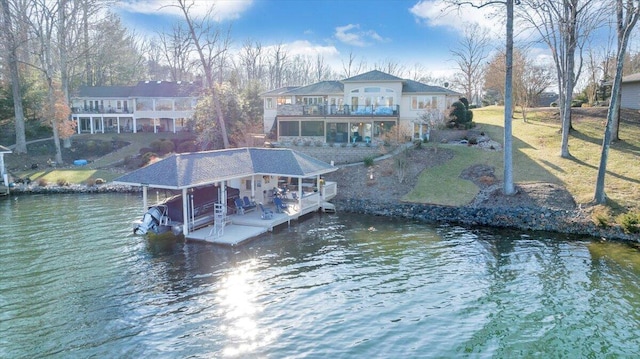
101 116 105 134
90 116 94 134
154 118 158 134
182 188 189 236
316 175 321 206
142 185 148 211
75 116 80 134
117 117 121 134
172 118 177 133
133 117 137 133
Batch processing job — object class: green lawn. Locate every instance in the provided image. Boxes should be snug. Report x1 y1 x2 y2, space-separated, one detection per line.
406 106 640 212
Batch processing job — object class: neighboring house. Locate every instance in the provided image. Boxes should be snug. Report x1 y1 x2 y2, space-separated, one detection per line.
70 81 199 134
621 73 640 110
536 92 559 107
260 70 461 144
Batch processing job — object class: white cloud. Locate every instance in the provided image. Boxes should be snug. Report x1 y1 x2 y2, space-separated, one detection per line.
409 0 504 39
334 24 388 47
116 0 253 21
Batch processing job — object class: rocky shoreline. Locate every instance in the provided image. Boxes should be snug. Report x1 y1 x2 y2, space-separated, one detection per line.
6 182 637 242
332 199 637 242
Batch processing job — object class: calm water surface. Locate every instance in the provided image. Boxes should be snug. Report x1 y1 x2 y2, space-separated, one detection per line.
2 193 640 358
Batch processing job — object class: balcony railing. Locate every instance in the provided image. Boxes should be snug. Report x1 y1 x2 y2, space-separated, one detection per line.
277 104 399 117
72 107 132 114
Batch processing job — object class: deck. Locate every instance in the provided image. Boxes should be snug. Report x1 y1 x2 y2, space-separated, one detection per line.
185 198 330 246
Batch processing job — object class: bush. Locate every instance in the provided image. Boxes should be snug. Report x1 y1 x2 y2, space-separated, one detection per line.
550 102 558 107
177 140 198 153
363 156 375 167
150 138 175 155
37 178 48 187
616 211 640 234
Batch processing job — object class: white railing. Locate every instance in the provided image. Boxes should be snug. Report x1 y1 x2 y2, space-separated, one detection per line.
322 181 337 200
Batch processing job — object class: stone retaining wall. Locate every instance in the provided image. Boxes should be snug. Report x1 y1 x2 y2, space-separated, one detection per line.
333 198 637 242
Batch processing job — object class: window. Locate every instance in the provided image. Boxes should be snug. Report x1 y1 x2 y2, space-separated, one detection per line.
175 98 192 110
117 101 122 110
136 99 153 111
412 96 438 110
279 121 299 136
301 121 324 136
265 98 273 109
156 99 173 111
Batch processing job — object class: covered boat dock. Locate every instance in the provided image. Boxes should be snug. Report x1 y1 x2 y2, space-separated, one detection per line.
113 147 337 245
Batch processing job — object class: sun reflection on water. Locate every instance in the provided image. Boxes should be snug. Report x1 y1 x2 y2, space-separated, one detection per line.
216 259 274 357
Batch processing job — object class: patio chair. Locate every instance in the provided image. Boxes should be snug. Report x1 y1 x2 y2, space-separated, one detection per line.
234 197 245 215
258 203 274 219
243 196 257 212
273 196 289 213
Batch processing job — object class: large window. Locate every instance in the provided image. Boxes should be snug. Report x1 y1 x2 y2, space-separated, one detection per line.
156 99 173 111
136 99 153 111
301 121 324 136
279 121 299 136
175 98 192 110
411 96 439 110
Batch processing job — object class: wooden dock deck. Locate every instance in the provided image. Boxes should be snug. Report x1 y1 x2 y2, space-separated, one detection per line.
185 201 322 246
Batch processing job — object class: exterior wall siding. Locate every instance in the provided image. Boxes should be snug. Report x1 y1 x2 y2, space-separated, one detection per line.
621 82 640 109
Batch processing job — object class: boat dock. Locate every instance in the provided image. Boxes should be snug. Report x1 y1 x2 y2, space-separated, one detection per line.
186 201 322 246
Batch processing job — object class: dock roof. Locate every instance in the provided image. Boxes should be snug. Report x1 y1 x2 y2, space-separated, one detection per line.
113 147 336 189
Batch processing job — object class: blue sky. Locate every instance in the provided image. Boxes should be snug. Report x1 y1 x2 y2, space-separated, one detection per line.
115 0 510 79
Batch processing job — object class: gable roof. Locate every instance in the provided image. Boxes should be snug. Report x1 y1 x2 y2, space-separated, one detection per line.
284 81 344 95
75 85 133 98
342 70 405 82
260 86 300 96
74 81 201 99
113 147 336 189
402 79 460 94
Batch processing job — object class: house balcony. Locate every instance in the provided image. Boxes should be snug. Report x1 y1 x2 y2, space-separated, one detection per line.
72 107 132 115
277 104 399 117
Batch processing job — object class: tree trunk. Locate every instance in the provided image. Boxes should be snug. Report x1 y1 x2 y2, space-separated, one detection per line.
503 0 515 195
1 0 27 154
594 0 639 204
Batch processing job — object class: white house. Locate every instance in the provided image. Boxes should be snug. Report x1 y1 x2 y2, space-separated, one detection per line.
70 81 199 134
260 70 461 144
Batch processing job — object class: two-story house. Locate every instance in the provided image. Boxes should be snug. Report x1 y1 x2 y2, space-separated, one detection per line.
261 70 461 145
70 81 199 134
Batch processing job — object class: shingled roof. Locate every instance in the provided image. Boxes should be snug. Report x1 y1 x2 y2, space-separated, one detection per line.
284 81 344 95
402 79 460 94
113 147 336 189
342 70 405 82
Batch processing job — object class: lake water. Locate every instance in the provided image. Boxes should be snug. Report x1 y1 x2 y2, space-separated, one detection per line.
2 193 640 358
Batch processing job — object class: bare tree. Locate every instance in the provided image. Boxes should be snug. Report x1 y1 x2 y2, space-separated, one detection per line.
450 23 491 106
340 50 365 78
27 0 67 164
172 0 232 149
372 58 406 77
594 0 640 204
519 0 608 158
267 43 288 89
1 0 27 153
158 22 195 82
512 49 555 120
238 38 264 84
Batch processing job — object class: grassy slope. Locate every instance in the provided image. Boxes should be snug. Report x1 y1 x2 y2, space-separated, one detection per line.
12 132 192 184
405 106 640 212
